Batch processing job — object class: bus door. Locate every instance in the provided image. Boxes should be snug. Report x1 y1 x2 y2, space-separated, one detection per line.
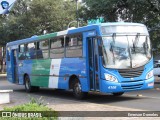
10 49 19 83
88 37 100 91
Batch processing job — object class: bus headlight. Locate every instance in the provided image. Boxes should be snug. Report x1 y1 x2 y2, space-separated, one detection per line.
146 70 153 79
104 73 118 82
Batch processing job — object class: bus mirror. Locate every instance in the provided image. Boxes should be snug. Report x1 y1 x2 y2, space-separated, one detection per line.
99 45 102 56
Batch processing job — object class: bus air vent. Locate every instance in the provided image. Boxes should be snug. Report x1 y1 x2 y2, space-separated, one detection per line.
118 66 144 78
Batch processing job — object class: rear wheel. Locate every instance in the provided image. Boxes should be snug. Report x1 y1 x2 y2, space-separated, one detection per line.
112 92 124 96
73 79 87 99
24 75 39 92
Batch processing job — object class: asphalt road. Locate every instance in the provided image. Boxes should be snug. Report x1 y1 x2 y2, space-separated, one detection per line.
0 76 160 112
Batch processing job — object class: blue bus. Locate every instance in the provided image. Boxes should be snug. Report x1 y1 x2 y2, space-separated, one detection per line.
6 22 154 99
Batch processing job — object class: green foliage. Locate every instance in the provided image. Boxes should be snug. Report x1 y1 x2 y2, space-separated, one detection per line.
81 0 160 22
0 97 58 120
81 0 160 49
0 0 77 45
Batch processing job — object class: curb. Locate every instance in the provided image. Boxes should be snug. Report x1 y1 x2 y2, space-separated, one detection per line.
0 74 7 80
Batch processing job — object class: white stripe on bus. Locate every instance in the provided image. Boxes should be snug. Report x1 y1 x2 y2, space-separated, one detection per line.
49 59 61 88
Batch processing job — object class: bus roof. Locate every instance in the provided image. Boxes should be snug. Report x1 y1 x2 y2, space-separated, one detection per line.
99 22 145 27
6 22 146 47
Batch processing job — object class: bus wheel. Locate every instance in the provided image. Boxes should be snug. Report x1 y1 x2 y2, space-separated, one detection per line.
73 79 87 99
24 75 34 93
112 92 124 96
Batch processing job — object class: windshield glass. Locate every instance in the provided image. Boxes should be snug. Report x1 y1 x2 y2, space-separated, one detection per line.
101 25 148 34
102 35 152 69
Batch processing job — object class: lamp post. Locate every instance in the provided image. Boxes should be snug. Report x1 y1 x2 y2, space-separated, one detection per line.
68 21 77 29
68 0 80 28
75 0 79 27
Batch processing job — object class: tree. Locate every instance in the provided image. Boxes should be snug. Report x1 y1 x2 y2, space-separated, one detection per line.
0 0 77 45
0 0 78 72
80 0 160 49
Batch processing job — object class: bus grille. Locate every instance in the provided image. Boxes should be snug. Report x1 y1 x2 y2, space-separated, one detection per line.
118 66 144 78
121 83 143 90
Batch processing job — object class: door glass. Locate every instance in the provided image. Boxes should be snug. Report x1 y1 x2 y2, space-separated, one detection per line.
88 38 99 90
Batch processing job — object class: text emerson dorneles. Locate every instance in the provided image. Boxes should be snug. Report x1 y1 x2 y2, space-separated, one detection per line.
128 112 159 117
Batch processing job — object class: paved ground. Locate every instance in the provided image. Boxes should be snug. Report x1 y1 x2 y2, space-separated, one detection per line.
0 74 160 120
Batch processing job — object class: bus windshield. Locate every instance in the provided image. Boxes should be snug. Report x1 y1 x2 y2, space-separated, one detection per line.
101 34 152 69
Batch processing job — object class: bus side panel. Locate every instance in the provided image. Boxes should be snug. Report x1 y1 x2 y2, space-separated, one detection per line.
6 50 13 83
6 61 12 82
57 58 89 91
31 59 51 87
9 50 16 83
18 60 33 85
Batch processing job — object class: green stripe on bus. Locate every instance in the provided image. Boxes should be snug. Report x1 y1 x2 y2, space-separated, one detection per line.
31 59 51 87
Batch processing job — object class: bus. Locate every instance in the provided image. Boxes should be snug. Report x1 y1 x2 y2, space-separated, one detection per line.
6 22 154 99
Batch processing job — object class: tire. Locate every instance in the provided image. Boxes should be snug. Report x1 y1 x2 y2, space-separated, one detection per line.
112 92 124 96
24 75 39 92
73 79 88 99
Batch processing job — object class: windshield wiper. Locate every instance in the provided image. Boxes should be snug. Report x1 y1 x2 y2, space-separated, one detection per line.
127 36 132 68
132 33 140 53
110 33 116 64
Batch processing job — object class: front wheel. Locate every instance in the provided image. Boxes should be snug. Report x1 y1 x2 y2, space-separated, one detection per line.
73 79 88 99
112 92 124 96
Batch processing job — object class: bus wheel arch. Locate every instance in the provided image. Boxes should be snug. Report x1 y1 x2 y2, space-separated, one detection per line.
24 74 39 92
69 75 88 99
24 74 33 92
69 75 78 89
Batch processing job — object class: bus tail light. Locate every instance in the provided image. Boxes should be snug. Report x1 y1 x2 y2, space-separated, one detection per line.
104 73 118 82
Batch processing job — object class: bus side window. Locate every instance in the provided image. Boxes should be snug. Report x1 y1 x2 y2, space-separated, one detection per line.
66 34 82 57
26 42 36 59
37 40 49 59
18 44 26 60
50 37 64 59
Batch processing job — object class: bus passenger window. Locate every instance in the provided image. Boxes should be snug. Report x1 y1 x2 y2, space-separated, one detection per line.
18 44 26 60
50 37 64 59
26 42 36 59
61 38 64 47
65 37 70 46
37 40 49 59
66 34 83 57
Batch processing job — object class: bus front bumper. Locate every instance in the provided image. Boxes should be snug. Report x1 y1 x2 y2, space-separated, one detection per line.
101 77 154 93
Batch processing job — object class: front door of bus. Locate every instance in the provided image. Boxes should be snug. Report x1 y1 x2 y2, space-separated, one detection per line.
88 38 100 91
11 49 18 83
